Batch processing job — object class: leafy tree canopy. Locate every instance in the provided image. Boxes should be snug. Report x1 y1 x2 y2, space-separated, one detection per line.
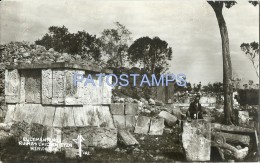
128 36 172 75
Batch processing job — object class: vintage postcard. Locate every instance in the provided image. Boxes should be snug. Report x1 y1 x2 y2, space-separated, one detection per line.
0 0 259 162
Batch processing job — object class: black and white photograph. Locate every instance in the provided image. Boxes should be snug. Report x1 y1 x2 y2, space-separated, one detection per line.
0 0 259 162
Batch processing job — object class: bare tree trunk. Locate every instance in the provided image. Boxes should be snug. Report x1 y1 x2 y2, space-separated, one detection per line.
208 2 233 125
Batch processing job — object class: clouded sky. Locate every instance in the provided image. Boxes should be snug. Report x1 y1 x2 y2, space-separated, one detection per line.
0 0 259 84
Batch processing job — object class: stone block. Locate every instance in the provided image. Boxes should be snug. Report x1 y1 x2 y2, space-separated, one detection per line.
96 106 115 128
113 115 125 128
125 115 136 130
53 106 65 127
73 106 88 126
10 121 31 140
64 70 78 105
182 120 211 161
52 70 65 105
13 104 37 124
19 73 25 103
42 69 53 104
110 103 124 115
4 104 16 123
41 106 56 126
158 111 178 127
149 118 165 135
125 103 138 115
43 127 62 152
83 105 100 126
30 123 45 138
118 129 139 146
72 105 115 128
5 69 20 103
168 106 182 119
134 116 151 134
102 75 112 104
63 107 75 127
23 70 41 103
62 127 117 149
238 111 250 126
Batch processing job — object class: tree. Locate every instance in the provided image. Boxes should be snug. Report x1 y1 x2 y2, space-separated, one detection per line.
208 1 258 125
35 26 70 53
202 82 223 93
128 36 172 75
207 1 237 125
35 26 102 62
100 22 132 67
240 42 259 77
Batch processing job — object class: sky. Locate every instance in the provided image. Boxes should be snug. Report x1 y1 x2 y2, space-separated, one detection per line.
0 0 259 85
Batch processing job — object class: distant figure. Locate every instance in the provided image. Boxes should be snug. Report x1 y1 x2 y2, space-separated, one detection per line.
186 95 203 119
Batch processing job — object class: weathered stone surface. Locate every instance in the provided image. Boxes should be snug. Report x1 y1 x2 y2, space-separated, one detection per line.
84 105 100 126
170 106 183 119
24 70 41 103
214 131 250 146
118 129 139 146
19 73 25 103
44 127 62 152
4 104 16 123
53 107 65 127
73 106 88 126
102 75 112 104
64 70 78 105
158 111 178 127
125 115 136 130
110 103 124 115
212 132 249 161
42 69 53 104
125 103 138 115
0 130 13 146
5 69 20 103
10 121 31 140
134 116 151 134
149 118 165 135
30 123 45 138
238 111 249 126
0 123 12 131
62 127 117 149
13 104 39 124
212 123 255 133
149 98 156 105
96 106 115 128
41 106 56 126
7 62 112 74
182 120 211 161
63 107 75 127
113 115 125 128
52 70 65 105
76 71 105 105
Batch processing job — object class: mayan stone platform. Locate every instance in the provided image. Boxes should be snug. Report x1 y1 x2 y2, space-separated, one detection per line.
4 62 114 128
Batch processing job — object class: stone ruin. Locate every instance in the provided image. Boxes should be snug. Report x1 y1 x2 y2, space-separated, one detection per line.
1 61 257 161
3 62 118 150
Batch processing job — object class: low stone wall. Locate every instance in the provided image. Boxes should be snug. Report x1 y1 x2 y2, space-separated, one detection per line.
110 103 138 130
5 104 115 128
